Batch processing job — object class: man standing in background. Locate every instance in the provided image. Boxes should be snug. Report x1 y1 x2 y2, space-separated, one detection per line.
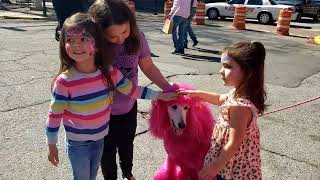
167 0 192 54
184 0 198 48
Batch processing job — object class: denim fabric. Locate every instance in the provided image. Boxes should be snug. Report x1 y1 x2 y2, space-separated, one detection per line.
184 7 197 46
66 139 104 180
172 16 188 51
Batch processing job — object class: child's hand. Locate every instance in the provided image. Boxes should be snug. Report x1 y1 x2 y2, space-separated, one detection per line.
177 90 199 97
158 92 177 101
48 144 59 166
199 163 218 180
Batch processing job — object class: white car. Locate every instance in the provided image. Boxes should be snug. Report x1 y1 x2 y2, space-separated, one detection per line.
205 0 298 24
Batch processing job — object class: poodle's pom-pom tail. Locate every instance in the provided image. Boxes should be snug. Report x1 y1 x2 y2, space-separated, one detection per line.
154 162 181 180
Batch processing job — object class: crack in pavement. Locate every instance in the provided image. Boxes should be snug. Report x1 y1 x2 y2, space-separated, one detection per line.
2 47 53 54
0 100 50 113
261 148 319 168
135 111 150 137
0 53 33 63
0 75 52 87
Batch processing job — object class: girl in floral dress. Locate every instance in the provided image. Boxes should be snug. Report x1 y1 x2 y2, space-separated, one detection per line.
179 41 267 180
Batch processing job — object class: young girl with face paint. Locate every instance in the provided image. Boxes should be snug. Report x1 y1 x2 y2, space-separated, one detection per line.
179 41 267 180
45 13 176 180
89 1 171 179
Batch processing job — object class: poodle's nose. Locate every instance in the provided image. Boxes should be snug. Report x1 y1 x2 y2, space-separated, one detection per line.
178 122 186 129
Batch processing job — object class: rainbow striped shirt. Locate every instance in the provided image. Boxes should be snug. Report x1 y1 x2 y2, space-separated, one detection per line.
46 67 159 144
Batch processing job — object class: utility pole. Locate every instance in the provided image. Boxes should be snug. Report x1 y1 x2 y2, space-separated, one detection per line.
34 0 47 16
42 0 47 16
34 0 42 10
154 0 158 15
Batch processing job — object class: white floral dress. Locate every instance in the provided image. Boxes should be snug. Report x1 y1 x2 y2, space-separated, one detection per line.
204 90 262 180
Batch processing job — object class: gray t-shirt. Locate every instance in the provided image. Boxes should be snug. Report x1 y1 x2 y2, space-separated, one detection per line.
110 32 151 115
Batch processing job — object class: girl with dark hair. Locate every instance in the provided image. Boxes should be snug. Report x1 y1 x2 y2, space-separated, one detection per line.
179 41 266 180
46 12 175 180
89 1 171 180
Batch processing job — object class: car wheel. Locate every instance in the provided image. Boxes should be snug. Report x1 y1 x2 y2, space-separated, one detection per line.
207 8 219 20
258 12 273 24
314 10 320 22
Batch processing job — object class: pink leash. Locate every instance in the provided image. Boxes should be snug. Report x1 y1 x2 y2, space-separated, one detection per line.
261 96 320 116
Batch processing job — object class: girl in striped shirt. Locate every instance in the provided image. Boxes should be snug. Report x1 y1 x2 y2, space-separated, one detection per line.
46 12 175 180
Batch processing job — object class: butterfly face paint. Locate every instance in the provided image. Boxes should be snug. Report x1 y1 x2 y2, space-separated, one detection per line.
64 26 96 63
219 54 244 87
220 54 232 64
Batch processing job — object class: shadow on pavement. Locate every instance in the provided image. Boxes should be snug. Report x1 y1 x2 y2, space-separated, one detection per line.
192 47 222 55
181 54 220 62
0 26 26 31
151 52 159 57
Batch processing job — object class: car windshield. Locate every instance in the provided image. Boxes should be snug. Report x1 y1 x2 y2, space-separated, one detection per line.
269 0 278 4
313 0 320 4
228 0 245 4
275 0 305 5
247 0 263 5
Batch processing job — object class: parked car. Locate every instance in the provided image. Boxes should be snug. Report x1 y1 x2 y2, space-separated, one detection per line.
205 0 298 24
275 0 320 21
199 0 227 3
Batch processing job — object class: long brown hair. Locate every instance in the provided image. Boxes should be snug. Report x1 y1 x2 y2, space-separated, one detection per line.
223 41 267 114
89 0 140 54
52 12 114 90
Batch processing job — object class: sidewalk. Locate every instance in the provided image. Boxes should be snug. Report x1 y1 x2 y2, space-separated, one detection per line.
204 18 320 38
0 2 56 20
1 2 319 38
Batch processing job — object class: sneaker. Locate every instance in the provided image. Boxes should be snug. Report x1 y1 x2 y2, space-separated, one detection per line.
171 49 184 54
55 31 60 41
123 176 136 180
192 40 198 47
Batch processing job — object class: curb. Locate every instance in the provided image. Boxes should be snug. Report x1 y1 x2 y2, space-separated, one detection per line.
204 23 311 39
1 15 47 20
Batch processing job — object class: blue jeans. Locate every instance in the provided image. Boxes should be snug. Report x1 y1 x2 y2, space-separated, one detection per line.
172 16 188 51
66 139 104 180
184 7 197 46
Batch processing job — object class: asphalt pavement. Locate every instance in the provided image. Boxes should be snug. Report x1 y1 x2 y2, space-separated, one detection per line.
0 2 319 180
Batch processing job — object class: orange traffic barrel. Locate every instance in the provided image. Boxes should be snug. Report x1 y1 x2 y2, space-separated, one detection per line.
275 8 293 36
128 1 135 14
194 2 205 25
232 6 246 30
164 1 173 21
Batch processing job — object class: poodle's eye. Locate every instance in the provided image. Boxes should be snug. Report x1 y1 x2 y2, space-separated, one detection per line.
172 105 177 110
184 106 189 110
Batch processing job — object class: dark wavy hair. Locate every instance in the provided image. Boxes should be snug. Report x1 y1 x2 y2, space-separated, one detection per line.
89 0 140 54
52 12 114 90
223 41 267 114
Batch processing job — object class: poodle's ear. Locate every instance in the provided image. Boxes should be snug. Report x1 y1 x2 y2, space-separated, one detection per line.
188 101 215 142
148 100 170 139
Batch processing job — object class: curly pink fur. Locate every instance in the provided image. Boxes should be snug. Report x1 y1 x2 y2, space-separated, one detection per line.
149 83 216 180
